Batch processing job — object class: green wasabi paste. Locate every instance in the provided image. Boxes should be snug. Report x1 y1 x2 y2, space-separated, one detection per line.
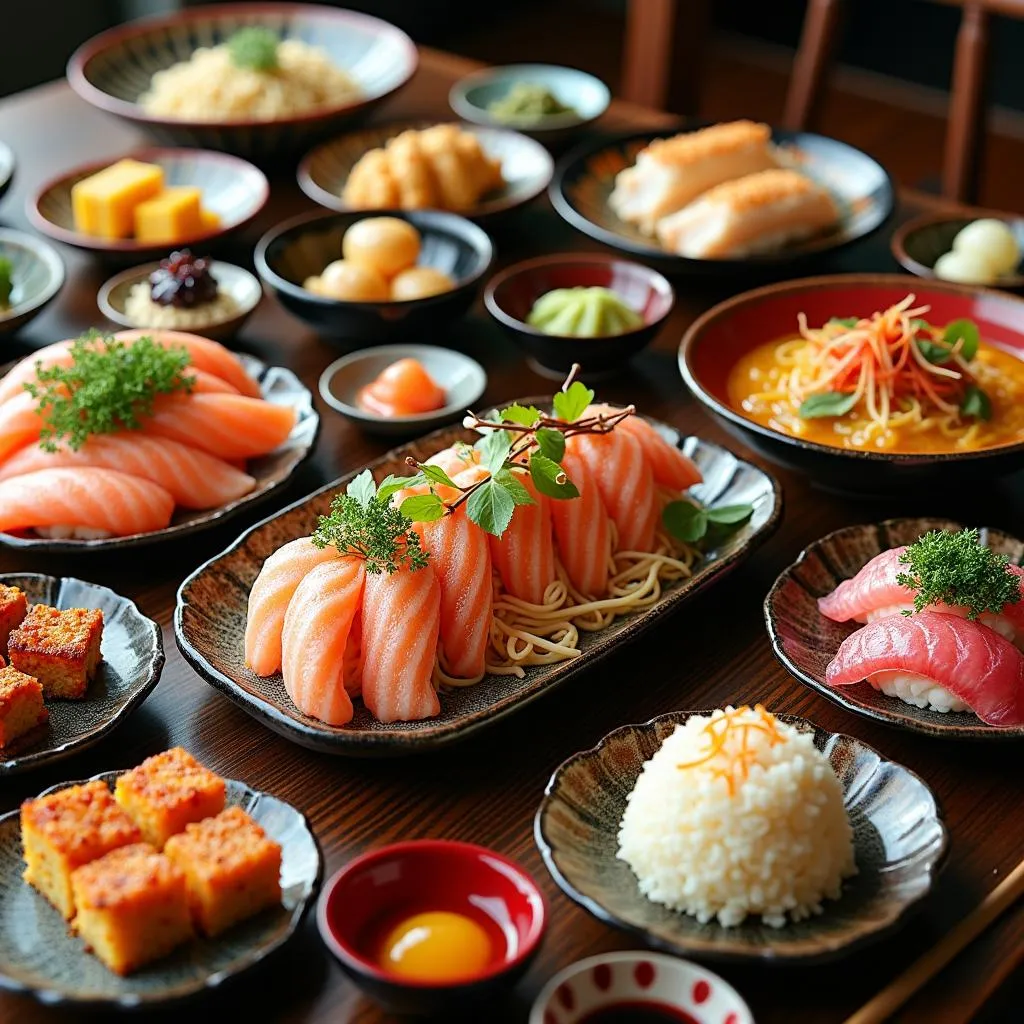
487 82 577 123
527 287 643 337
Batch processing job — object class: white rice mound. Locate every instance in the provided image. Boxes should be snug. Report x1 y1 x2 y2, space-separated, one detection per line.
868 671 969 713
617 706 857 928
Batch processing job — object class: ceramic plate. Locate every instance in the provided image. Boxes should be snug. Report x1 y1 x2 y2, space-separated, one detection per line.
0 574 163 776
0 771 321 1007
0 229 65 336
765 517 1024 739
551 128 894 272
298 120 555 220
175 415 781 756
535 711 947 963
0 352 319 553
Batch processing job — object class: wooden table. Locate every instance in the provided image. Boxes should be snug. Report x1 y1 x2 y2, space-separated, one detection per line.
1 47 1022 1024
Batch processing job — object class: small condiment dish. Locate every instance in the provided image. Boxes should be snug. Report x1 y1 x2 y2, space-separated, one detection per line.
319 343 486 437
316 839 547 1016
484 252 674 379
256 209 493 342
0 141 15 204
449 64 610 146
530 951 754 1024
98 258 262 340
0 229 66 336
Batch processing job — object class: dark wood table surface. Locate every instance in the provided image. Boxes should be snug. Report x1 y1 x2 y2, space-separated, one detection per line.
1 47 1022 1024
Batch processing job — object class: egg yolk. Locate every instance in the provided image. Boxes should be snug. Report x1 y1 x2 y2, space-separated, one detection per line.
378 911 493 983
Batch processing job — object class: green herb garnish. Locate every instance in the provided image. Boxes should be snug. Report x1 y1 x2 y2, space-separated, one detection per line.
662 500 754 547
914 318 980 365
828 317 860 329
798 390 858 419
228 27 279 71
896 528 1021 620
960 384 992 420
23 331 195 453
312 470 428 574
0 256 13 307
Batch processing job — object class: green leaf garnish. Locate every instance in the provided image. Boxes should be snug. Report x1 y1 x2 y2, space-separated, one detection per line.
916 338 955 365
475 428 512 473
500 403 541 426
896 528 1021 620
662 500 754 546
377 473 421 504
417 463 459 490
227 26 279 71
798 391 859 419
0 256 13 306
528 451 579 500
399 493 446 523
943 319 980 362
828 317 859 329
535 427 566 463
910 318 932 332
493 468 535 506
552 381 594 422
466 479 515 538
705 504 755 526
346 469 376 509
960 385 992 421
23 332 195 453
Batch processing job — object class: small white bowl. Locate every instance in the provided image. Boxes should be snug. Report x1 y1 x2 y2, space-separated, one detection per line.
319 343 487 437
97 258 262 341
530 951 754 1024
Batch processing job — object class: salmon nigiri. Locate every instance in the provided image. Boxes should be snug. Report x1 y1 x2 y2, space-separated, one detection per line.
0 391 42 462
489 473 556 605
826 610 1024 725
360 562 441 723
245 537 341 676
0 468 174 537
281 557 365 726
550 444 610 598
0 434 255 509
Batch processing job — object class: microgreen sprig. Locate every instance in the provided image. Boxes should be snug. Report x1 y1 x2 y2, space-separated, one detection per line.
227 27 280 72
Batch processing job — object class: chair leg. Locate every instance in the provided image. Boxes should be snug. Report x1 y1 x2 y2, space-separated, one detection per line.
944 4 989 204
783 0 844 131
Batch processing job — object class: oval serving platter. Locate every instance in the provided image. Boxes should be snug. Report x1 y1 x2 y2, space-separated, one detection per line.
0 771 322 1008
0 353 319 553
175 413 781 756
765 517 1024 740
0 573 163 777
534 711 948 963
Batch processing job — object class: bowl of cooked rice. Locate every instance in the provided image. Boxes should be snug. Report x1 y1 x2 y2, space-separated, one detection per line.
67 3 418 161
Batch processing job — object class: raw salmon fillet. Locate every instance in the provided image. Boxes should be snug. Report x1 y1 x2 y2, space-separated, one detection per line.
488 473 555 605
550 445 610 598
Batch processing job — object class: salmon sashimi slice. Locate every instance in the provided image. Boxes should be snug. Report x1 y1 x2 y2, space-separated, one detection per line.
0 467 174 536
245 537 342 676
615 414 702 492
360 563 441 723
569 427 658 553
550 445 611 598
0 434 255 509
357 358 446 417
412 507 493 679
488 473 555 605
144 393 296 460
343 610 363 697
817 547 914 623
0 391 43 462
826 610 1024 726
281 557 365 726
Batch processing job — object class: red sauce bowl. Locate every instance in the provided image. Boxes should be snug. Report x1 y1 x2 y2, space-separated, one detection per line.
317 840 547 1014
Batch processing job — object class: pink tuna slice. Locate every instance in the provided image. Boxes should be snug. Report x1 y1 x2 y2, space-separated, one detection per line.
818 547 914 623
826 610 1024 727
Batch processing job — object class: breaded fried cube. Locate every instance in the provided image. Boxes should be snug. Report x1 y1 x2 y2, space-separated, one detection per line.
21 781 142 919
114 747 226 849
71 843 193 975
0 584 28 653
0 665 48 748
8 605 103 699
164 806 282 937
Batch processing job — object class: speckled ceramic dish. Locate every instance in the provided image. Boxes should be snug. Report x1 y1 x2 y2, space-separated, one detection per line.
0 771 321 1007
67 3 417 161
0 353 319 553
0 229 65 336
29 147 268 261
98 258 262 340
535 711 947 963
319 343 487 436
765 517 1024 740
175 416 781 756
551 128 893 274
0 141 14 203
298 120 554 221
0 574 163 776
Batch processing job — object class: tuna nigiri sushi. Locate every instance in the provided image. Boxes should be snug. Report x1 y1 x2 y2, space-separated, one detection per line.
826 610 1024 726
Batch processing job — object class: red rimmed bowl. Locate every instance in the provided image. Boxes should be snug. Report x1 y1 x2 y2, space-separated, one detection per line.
316 840 547 1015
679 273 1024 493
29 147 268 263
485 253 674 379
66 3 417 162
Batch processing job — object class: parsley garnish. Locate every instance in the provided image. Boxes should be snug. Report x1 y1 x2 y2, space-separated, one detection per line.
896 528 1021 620
227 27 280 72
23 331 195 453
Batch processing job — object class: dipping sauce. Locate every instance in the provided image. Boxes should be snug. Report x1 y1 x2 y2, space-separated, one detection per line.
526 286 643 337
377 910 493 982
356 358 447 417
579 1004 700 1024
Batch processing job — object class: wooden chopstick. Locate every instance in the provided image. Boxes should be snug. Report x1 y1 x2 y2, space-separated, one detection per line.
843 856 1024 1024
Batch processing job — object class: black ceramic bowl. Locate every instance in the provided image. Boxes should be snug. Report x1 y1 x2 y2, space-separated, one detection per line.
256 209 493 341
484 252 674 379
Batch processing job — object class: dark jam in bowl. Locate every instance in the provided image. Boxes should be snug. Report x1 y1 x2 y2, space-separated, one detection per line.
579 1003 701 1024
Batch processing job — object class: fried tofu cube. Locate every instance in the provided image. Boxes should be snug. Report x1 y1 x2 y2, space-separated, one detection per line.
71 843 193 975
114 747 226 849
164 806 282 937
0 584 28 653
8 605 103 699
0 665 47 748
21 781 142 919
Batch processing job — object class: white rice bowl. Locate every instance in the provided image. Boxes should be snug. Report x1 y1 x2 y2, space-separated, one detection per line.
617 707 857 928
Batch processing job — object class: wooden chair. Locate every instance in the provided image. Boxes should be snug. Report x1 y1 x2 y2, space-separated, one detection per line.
784 0 1024 203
